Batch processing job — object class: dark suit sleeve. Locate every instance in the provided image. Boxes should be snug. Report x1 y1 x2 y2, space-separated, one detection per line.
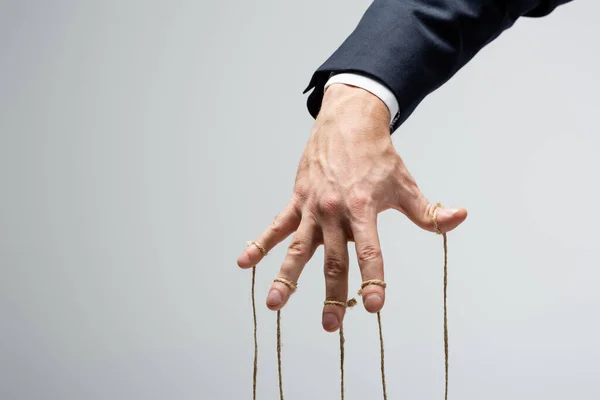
303 0 572 132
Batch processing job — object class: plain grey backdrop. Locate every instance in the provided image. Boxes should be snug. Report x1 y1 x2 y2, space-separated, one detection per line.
1 1 599 399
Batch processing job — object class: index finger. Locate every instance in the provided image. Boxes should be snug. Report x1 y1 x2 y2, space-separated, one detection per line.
237 201 301 269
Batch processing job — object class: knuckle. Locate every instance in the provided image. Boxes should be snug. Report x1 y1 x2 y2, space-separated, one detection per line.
347 193 372 215
287 240 308 259
357 244 382 263
269 219 284 235
269 210 298 236
324 257 347 279
293 183 310 202
317 195 341 216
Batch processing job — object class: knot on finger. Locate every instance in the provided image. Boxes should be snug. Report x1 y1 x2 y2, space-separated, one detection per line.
324 298 358 309
431 202 443 235
346 298 358 308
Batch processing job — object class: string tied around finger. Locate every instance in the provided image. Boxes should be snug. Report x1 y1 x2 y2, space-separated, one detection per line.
274 277 299 400
356 280 388 400
246 199 452 400
247 240 268 256
357 279 387 295
274 277 297 292
244 241 263 400
432 202 444 235
272 277 299 399
323 297 357 400
245 240 273 400
431 202 450 400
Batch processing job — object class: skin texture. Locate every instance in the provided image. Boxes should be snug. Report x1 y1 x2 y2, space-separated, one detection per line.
237 84 468 332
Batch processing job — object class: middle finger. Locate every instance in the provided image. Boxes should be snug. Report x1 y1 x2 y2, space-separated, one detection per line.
321 219 350 333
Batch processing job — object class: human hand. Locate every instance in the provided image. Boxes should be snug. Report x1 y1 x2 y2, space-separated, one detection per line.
237 83 467 332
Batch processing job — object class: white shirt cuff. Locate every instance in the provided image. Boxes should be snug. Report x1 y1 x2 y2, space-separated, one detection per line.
324 73 399 125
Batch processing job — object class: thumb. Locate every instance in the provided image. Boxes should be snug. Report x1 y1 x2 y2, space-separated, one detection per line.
392 184 468 234
425 203 468 234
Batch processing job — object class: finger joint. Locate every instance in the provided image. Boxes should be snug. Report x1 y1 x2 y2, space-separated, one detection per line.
324 257 347 279
287 240 309 259
316 195 342 217
357 245 382 263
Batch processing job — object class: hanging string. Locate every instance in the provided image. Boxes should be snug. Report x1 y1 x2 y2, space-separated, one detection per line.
251 266 258 400
377 312 387 399
324 298 357 400
358 280 388 399
432 203 449 400
246 241 268 400
277 310 283 400
442 232 448 400
274 277 298 400
339 325 345 400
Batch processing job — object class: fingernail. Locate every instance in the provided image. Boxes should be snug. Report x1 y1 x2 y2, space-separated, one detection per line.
267 290 282 307
322 313 339 331
439 208 460 219
364 293 382 311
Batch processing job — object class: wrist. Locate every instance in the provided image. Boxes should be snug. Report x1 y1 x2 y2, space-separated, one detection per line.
320 84 391 128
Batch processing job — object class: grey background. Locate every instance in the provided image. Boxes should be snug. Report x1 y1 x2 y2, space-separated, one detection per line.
1 1 598 399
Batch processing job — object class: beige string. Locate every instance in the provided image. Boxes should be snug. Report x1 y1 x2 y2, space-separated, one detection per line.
247 240 268 257
251 266 257 400
273 277 297 400
358 280 388 400
246 241 268 400
324 298 357 400
276 310 283 400
432 203 449 400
